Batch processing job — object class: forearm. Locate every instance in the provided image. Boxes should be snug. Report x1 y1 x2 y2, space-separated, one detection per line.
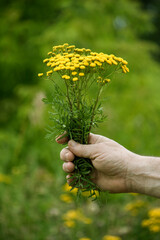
127 153 160 198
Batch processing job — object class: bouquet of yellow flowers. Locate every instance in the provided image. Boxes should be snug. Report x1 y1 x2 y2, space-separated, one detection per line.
38 43 129 199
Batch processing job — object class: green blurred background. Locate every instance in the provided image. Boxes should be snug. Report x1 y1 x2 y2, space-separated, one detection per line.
0 0 160 239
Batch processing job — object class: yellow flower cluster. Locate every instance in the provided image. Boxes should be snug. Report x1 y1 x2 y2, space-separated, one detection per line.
0 173 11 184
125 200 146 216
79 238 91 240
79 236 121 240
62 182 78 194
142 208 160 232
38 43 129 84
102 235 122 240
63 209 92 228
60 193 73 203
62 182 99 198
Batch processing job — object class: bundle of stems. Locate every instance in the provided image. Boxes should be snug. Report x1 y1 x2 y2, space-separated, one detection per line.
38 43 129 199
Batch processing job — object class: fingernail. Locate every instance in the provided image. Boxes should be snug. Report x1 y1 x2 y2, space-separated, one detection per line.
69 140 77 147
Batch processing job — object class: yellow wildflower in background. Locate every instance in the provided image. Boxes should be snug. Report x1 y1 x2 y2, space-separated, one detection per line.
79 238 91 240
64 220 75 228
149 208 160 218
125 200 146 216
62 182 78 194
102 235 122 240
130 193 139 196
62 208 92 225
141 207 160 233
0 173 11 184
60 194 73 203
149 225 160 232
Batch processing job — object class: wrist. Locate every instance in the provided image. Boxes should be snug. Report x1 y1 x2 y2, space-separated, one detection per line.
126 153 160 198
126 152 149 194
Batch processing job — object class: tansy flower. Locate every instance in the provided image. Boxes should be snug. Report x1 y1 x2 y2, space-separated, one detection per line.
47 70 53 76
47 62 51 67
125 200 146 216
0 173 11 184
63 209 92 224
90 63 96 67
70 66 75 70
65 75 70 80
106 60 112 65
64 220 75 228
149 225 160 232
54 67 60 71
60 194 73 203
83 61 89 66
111 59 118 65
105 79 111 83
79 73 85 76
149 208 160 218
43 59 49 63
72 72 77 75
73 77 78 81
80 65 85 69
62 183 78 194
122 59 128 65
79 238 91 240
38 73 43 77
102 235 122 240
74 64 80 68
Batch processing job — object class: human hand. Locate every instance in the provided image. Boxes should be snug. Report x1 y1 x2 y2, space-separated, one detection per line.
56 133 136 193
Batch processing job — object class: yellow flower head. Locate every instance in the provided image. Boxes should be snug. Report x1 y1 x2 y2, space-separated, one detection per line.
102 235 122 240
125 200 146 216
80 65 85 70
60 194 73 203
47 70 53 76
62 208 92 225
0 173 11 184
79 73 85 77
90 62 96 67
43 58 49 63
65 75 70 80
64 220 75 228
72 71 77 75
149 208 160 218
38 73 43 77
79 238 91 240
73 77 78 81
149 225 160 232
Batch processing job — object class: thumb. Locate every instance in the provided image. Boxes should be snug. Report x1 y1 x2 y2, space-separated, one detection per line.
68 140 97 159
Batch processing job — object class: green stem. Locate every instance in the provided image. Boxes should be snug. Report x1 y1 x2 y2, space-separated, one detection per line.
64 80 73 113
89 86 103 132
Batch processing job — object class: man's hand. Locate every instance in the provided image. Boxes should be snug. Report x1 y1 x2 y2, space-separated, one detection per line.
56 133 134 193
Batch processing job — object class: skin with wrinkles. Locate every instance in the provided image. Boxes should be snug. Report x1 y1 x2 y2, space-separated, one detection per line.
56 133 160 198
